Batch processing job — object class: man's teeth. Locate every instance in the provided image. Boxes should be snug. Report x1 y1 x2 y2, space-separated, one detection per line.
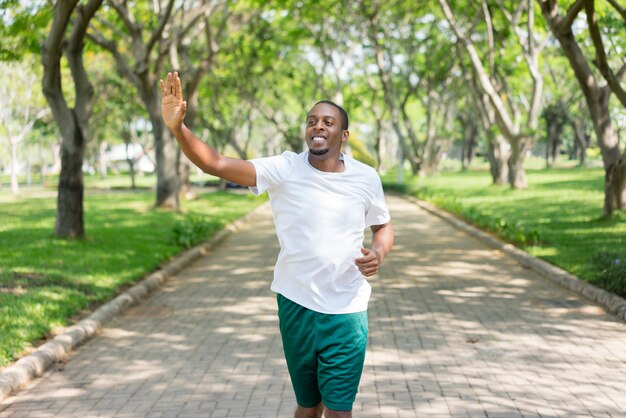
312 137 326 142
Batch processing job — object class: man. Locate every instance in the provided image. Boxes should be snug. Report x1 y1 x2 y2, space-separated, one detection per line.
160 71 394 418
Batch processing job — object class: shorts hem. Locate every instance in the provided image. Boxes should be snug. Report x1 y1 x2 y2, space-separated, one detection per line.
322 400 353 411
296 399 323 409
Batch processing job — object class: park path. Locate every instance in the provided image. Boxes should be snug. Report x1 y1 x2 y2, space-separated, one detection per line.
1 194 625 418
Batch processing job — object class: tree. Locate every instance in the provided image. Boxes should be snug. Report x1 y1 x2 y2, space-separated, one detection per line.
0 59 49 194
88 0 179 208
359 0 419 174
439 0 547 188
42 0 104 238
538 0 626 215
0 1 50 61
86 53 148 185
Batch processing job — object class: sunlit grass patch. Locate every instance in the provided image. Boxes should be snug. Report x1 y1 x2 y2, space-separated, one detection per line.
0 189 263 367
383 165 626 296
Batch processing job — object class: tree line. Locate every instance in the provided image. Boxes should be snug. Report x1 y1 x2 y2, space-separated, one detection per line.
1 0 625 238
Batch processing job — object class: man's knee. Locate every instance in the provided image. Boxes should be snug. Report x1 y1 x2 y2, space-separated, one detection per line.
295 402 324 418
324 408 352 418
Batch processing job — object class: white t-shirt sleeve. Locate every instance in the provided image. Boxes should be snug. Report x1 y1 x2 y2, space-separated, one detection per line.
364 176 391 227
248 151 296 195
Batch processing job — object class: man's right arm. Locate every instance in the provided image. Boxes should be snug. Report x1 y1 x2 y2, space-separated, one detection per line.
161 71 256 187
171 124 256 187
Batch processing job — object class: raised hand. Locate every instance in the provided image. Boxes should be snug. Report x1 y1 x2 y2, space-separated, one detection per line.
160 71 186 132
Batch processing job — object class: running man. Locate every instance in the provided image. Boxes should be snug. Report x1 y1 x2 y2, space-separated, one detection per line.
160 71 394 418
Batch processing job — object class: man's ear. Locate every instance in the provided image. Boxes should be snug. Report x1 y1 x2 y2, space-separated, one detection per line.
342 129 350 142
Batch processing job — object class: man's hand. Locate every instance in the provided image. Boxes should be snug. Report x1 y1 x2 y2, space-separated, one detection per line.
160 71 186 132
355 247 383 277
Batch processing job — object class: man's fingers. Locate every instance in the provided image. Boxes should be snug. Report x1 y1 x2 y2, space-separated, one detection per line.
159 79 166 97
356 258 377 267
359 266 378 276
355 253 378 265
175 71 183 99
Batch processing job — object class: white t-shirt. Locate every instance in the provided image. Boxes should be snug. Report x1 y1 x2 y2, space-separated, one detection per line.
249 150 390 314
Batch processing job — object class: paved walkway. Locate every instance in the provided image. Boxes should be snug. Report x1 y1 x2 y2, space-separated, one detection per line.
1 195 625 418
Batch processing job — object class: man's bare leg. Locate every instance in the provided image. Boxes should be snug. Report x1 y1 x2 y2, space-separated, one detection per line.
324 408 352 418
295 403 324 418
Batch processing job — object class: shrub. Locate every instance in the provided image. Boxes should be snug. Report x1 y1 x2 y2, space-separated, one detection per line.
590 252 626 297
173 215 221 248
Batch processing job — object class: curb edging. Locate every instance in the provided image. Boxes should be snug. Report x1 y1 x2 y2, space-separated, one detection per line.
0 201 270 403
403 195 626 321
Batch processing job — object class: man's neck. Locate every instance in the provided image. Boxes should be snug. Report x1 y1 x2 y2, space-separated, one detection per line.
308 152 345 173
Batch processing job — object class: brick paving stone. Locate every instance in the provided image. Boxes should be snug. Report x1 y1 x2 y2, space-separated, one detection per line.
1 195 626 417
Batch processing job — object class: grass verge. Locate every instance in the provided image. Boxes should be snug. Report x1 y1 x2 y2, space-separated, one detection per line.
0 189 264 368
383 165 626 297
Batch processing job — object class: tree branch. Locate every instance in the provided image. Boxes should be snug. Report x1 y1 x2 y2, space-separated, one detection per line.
93 14 127 42
108 0 138 36
560 0 585 32
146 0 175 57
438 0 516 138
606 0 626 22
86 30 139 87
616 63 626 81
482 0 495 74
41 0 79 141
586 0 626 108
68 0 104 118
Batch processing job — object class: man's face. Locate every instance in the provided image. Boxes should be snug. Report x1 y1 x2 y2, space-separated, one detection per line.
305 103 348 157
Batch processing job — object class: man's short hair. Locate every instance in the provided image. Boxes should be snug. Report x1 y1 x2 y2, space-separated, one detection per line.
310 100 349 130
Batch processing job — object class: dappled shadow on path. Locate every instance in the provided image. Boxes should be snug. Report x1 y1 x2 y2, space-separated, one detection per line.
1 197 625 417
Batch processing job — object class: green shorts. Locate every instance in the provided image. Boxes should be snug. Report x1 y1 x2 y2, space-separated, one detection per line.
277 293 368 411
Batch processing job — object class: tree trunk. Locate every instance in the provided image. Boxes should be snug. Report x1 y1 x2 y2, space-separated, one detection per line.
42 0 102 238
538 0 626 216
419 98 438 176
178 156 192 199
487 134 509 185
575 125 590 166
55 118 85 237
461 121 477 171
38 138 46 183
150 107 179 208
124 140 136 190
591 91 625 215
545 113 561 168
508 137 529 189
10 140 19 194
98 140 108 178
606 163 626 213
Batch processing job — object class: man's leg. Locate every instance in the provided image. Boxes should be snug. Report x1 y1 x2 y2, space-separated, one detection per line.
323 407 352 418
294 404 352 418
294 402 324 418
317 310 369 414
278 295 324 414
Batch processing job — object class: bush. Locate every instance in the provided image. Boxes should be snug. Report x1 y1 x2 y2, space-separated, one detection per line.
590 252 626 297
408 185 542 246
173 215 221 248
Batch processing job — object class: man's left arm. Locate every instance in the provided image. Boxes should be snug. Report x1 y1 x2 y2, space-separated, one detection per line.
355 222 394 277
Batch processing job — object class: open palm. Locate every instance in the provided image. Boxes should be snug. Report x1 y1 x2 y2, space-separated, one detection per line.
160 71 186 131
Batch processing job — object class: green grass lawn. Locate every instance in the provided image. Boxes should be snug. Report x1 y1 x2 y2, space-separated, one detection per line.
383 164 626 297
0 188 263 367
